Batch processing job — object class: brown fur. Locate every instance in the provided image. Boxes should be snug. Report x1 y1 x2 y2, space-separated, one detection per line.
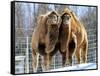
31 11 61 72
59 8 88 66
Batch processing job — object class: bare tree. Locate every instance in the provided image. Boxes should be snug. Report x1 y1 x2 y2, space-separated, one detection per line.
56 5 69 14
15 3 25 37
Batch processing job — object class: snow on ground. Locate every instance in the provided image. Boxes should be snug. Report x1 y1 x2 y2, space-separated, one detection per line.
50 63 97 72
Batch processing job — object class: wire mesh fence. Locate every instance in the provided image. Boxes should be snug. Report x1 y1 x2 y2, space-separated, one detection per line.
15 25 97 74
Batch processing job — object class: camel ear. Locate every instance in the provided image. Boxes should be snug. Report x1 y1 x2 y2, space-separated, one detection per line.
70 10 74 13
47 11 57 17
51 11 56 14
70 11 72 13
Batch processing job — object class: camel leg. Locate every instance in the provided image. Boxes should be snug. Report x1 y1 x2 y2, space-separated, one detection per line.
61 53 67 67
68 40 77 66
42 54 52 72
68 33 77 66
81 41 88 63
32 50 39 72
76 47 82 64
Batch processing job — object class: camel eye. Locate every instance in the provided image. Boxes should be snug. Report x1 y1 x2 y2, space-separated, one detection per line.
63 15 71 20
50 15 57 18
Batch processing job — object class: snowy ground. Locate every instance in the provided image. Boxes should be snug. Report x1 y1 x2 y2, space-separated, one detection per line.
50 63 97 72
15 56 97 73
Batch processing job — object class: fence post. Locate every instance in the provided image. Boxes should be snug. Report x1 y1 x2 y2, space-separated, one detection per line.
54 56 55 69
25 36 29 73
